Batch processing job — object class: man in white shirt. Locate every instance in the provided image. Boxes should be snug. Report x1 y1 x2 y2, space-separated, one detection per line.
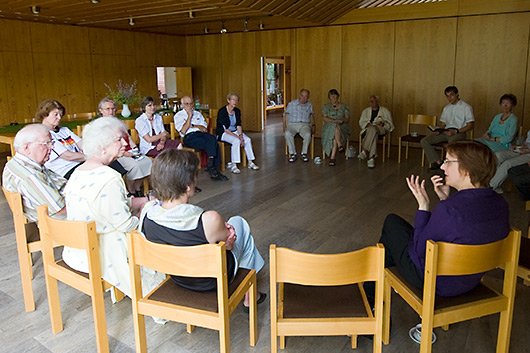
284 89 315 163
420 86 474 170
174 96 228 181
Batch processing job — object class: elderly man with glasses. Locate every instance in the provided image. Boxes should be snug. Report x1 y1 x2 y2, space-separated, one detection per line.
174 95 228 181
2 124 67 221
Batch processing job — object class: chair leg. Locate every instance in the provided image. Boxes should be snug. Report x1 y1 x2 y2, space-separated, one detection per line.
405 142 409 160
187 324 195 333
345 140 350 160
419 318 434 353
421 151 425 167
17 244 36 312
310 136 314 159
132 312 148 353
398 139 402 164
383 280 391 345
219 142 226 171
496 309 514 353
111 286 125 303
91 288 109 353
351 335 357 348
441 324 449 331
387 135 391 158
142 178 149 194
249 283 257 346
524 279 530 286
382 136 386 163
279 336 286 349
242 149 247 167
44 275 63 334
219 322 230 353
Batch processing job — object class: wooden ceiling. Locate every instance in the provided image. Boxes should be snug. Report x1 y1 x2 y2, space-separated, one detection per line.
0 0 446 36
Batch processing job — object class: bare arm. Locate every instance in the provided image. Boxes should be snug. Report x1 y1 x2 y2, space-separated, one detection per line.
180 111 193 135
59 151 86 162
202 210 236 250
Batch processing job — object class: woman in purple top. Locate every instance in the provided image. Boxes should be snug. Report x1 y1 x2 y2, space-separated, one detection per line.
367 140 509 300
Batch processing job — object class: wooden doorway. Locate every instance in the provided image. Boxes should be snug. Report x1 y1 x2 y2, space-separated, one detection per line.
261 56 291 128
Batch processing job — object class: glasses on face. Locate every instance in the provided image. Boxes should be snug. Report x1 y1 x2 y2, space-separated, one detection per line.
32 141 54 148
443 159 458 165
182 102 193 105
102 107 116 111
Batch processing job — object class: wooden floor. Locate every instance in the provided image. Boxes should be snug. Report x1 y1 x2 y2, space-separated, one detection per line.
0 115 529 353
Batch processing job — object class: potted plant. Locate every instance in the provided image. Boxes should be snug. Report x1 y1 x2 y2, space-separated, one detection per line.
104 80 140 117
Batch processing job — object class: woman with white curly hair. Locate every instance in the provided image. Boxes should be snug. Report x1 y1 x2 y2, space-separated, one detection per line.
62 117 164 300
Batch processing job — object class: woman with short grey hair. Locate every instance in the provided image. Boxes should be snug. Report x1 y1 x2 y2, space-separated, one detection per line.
62 117 165 300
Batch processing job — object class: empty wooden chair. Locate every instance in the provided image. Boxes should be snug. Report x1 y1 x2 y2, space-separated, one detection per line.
383 229 521 353
37 205 124 353
3 187 41 312
127 230 258 353
270 244 385 353
398 114 437 165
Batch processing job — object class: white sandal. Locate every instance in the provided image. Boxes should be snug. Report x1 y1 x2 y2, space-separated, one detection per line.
230 164 241 174
248 161 259 170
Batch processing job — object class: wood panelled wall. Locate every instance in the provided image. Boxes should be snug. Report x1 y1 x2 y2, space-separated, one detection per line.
0 19 186 126
186 11 530 145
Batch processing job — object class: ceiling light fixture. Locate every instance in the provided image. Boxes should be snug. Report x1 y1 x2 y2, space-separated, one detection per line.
90 0 100 3
30 6 40 14
243 19 249 32
188 11 194 18
259 22 264 30
204 27 209 34
220 22 227 34
129 17 135 26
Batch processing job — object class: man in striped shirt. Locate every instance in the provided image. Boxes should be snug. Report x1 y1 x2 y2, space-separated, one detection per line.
2 124 67 222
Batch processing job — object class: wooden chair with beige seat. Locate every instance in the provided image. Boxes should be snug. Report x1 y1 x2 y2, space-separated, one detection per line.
269 244 385 353
37 205 124 353
398 114 437 165
383 229 521 353
127 230 258 353
3 187 42 312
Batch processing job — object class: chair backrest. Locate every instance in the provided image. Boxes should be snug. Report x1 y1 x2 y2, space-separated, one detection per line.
407 114 437 134
209 108 219 134
122 119 140 145
65 112 96 121
270 244 385 286
76 124 87 138
127 230 225 282
427 229 520 277
161 112 174 125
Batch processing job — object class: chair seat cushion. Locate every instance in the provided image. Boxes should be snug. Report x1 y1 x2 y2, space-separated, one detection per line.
147 268 251 313
387 267 498 310
400 134 426 143
283 283 368 318
520 236 530 268
57 259 90 279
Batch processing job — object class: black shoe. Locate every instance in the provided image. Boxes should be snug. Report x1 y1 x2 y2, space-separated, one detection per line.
301 153 309 162
288 154 297 163
429 162 442 170
243 292 267 313
210 169 229 181
194 187 202 193
134 190 144 197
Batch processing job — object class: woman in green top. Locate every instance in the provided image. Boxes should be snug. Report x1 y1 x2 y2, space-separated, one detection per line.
322 89 351 166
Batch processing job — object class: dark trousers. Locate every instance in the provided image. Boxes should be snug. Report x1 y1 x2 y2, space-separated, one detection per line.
364 213 424 304
183 132 221 167
508 163 530 201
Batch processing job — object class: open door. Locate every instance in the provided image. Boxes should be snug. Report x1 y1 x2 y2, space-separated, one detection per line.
261 57 290 129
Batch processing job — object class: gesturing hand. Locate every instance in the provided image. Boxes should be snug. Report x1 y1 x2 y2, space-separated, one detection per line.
431 175 450 201
405 174 430 211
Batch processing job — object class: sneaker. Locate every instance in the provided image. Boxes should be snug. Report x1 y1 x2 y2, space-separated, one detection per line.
152 316 168 325
358 150 367 160
226 162 232 169
288 154 297 163
301 153 309 162
230 164 241 174
248 161 260 170
367 158 375 168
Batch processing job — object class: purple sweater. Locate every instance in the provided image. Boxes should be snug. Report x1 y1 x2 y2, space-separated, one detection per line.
408 188 509 297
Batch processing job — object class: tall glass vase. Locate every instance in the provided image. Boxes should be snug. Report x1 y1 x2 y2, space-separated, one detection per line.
121 103 131 118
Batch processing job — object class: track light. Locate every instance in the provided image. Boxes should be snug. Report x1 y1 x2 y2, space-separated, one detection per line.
188 11 194 18
30 6 40 14
204 27 209 34
220 22 227 34
243 19 249 32
129 17 135 26
259 22 264 30
90 0 100 3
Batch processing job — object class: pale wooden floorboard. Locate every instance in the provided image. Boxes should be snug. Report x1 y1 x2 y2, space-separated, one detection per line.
0 114 528 352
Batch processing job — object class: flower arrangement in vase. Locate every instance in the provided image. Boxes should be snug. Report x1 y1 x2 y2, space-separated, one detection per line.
104 80 141 117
